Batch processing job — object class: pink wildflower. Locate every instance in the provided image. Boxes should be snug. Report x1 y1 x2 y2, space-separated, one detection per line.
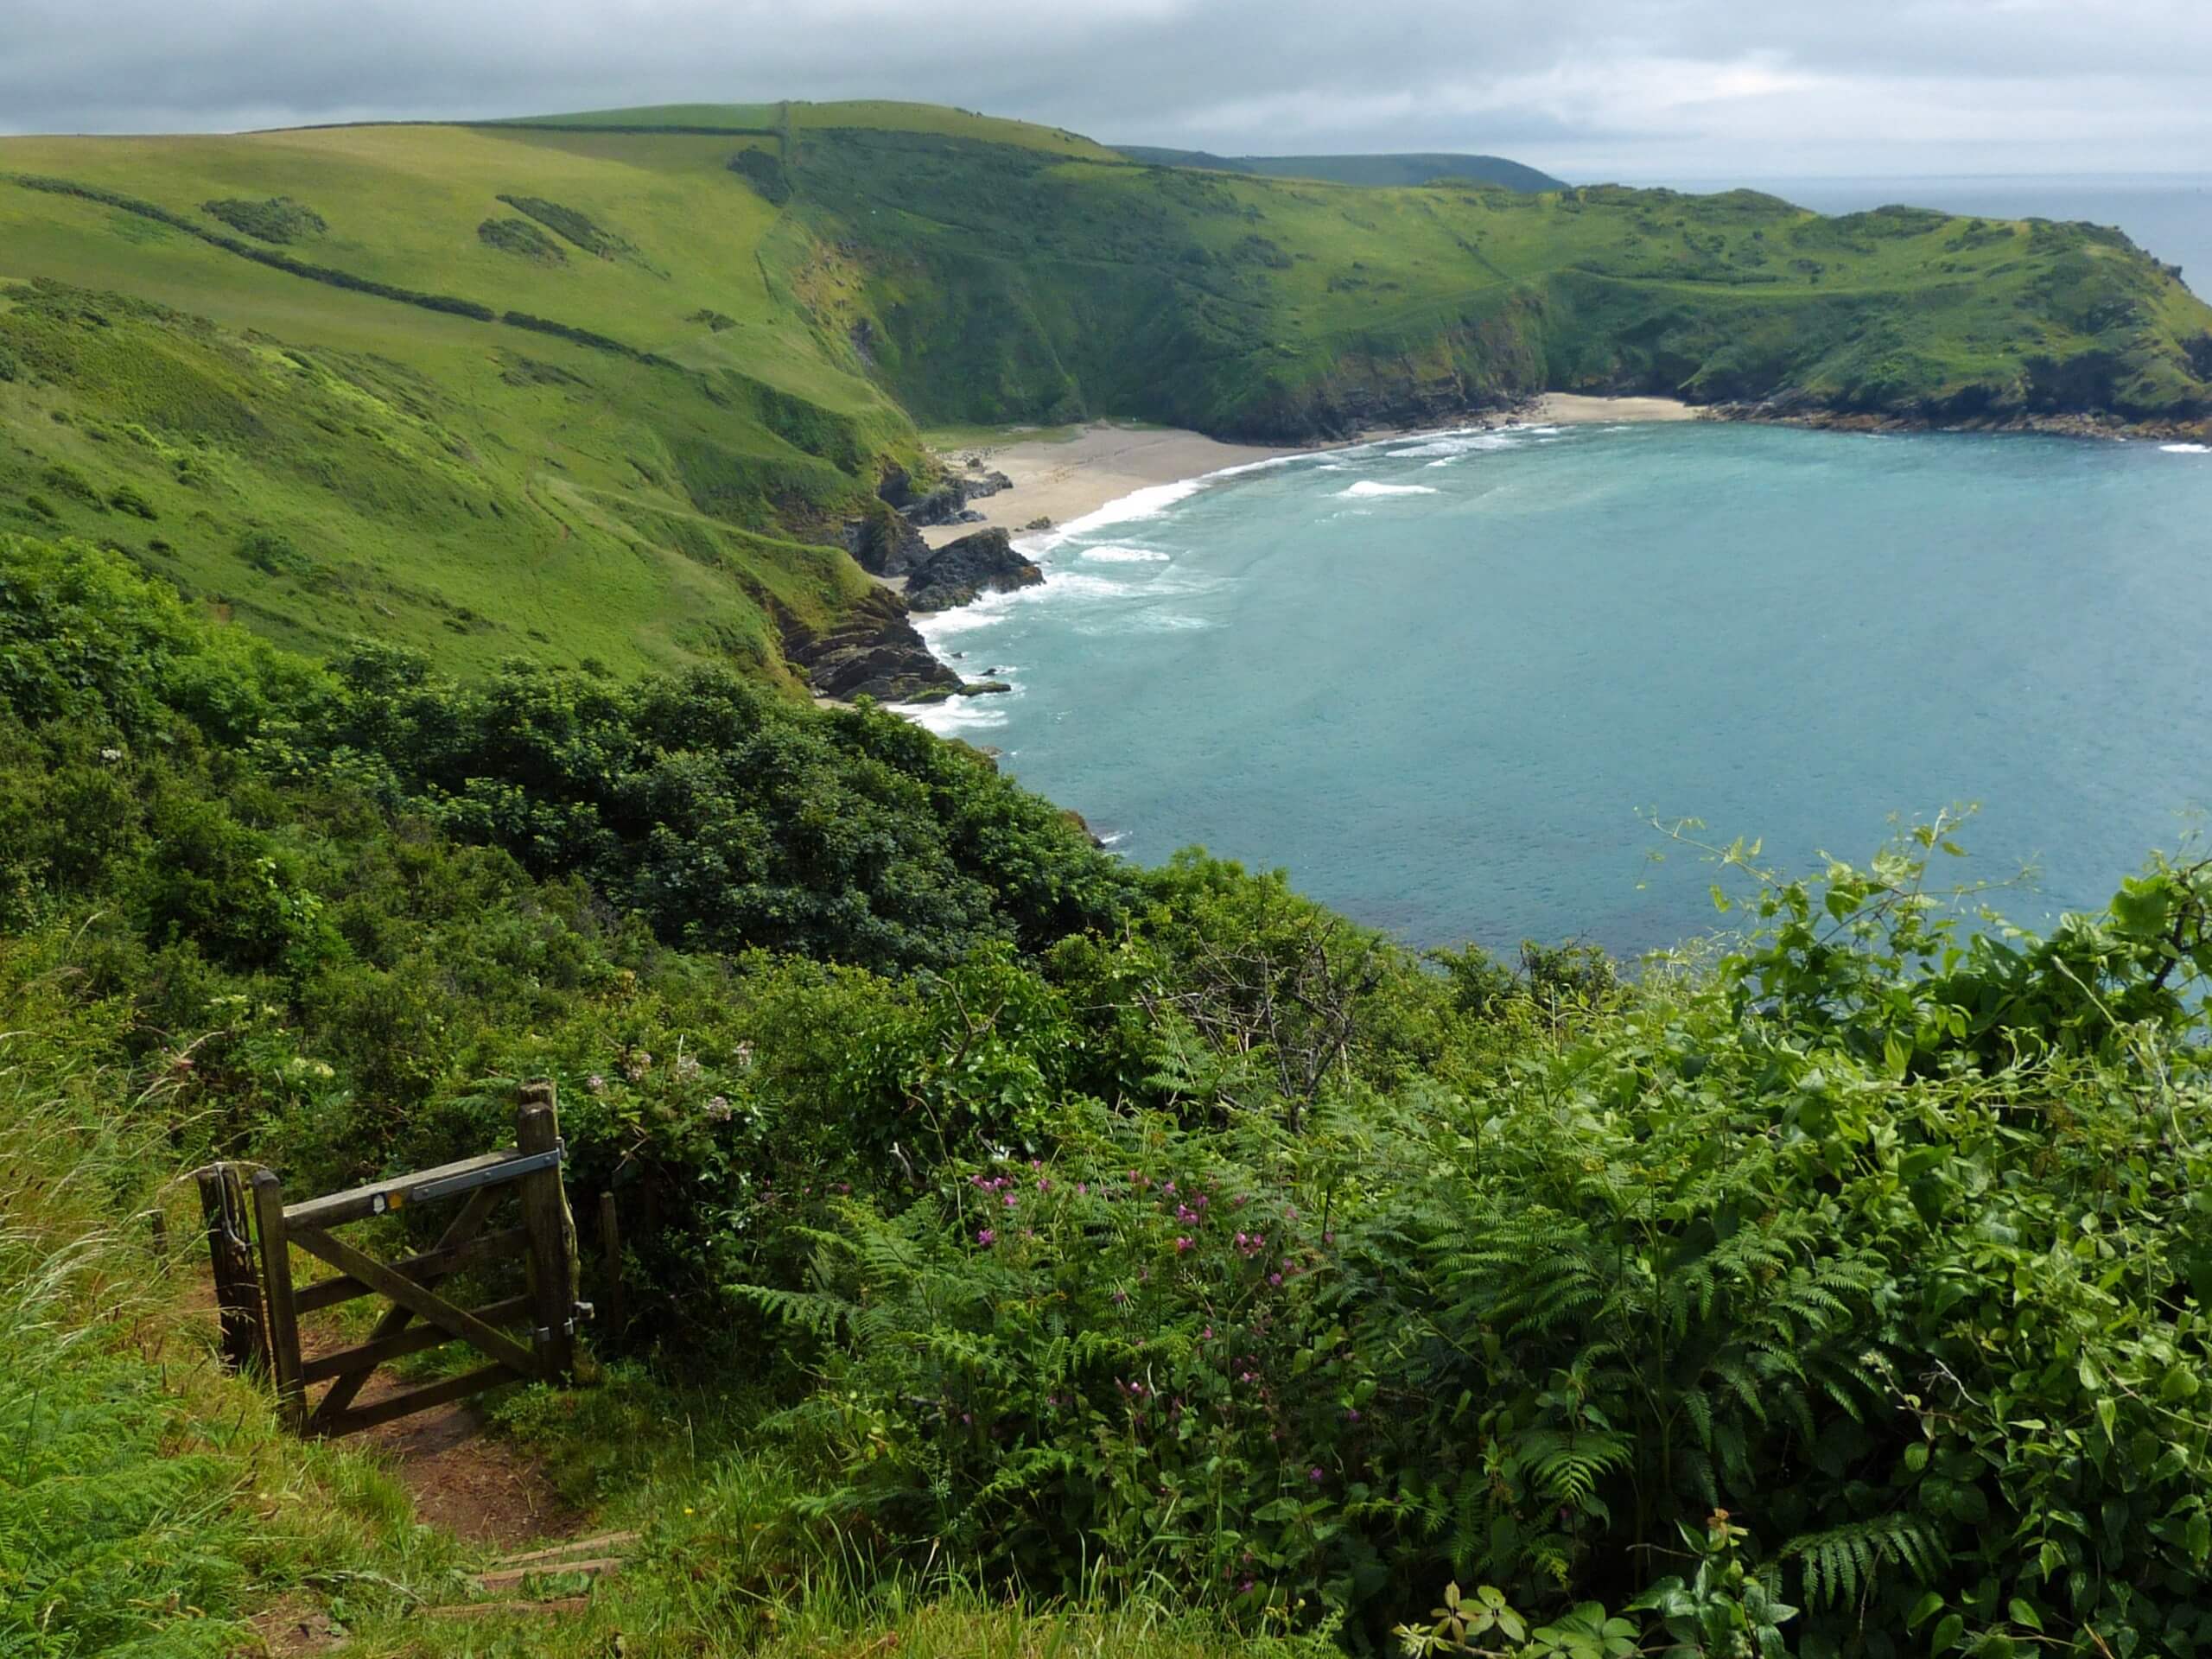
977 1228 996 1247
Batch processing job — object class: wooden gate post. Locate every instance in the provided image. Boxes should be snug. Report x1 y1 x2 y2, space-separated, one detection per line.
597 1190 626 1337
196 1164 269 1375
517 1082 577 1383
251 1168 308 1431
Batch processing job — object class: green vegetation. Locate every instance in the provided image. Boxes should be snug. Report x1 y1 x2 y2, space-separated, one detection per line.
202 194 328 242
4 99 2212 1656
478 213 567 262
728 145 793 206
8 531 2212 1657
495 192 637 258
1115 145 1568 192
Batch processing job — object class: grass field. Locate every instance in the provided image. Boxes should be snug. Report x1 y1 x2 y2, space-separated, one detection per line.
1 100 2206 681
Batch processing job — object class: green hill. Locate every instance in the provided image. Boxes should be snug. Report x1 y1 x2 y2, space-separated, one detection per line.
1115 143 1567 192
1 99 2208 688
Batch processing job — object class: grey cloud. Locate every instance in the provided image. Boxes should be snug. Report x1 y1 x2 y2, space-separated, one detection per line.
3 0 2210 176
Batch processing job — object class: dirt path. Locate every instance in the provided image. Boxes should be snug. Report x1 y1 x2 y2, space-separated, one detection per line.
292 1315 582 1551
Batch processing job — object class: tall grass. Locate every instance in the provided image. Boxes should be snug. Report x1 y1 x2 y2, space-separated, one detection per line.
0 933 458 1658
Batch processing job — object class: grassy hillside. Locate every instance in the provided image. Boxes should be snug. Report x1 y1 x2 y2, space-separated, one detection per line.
1115 144 1567 192
1 100 2208 687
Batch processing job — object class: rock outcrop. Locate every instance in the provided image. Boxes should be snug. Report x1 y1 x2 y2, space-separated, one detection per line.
875 464 1014 527
783 588 963 702
842 499 931 578
905 528 1044 613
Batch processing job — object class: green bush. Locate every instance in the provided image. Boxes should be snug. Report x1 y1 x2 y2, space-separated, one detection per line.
495 194 634 257
750 841 2212 1648
107 482 157 518
201 194 328 243
478 215 567 263
238 526 310 575
39 461 101 505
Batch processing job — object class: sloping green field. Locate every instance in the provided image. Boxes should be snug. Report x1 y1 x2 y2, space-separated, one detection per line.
2 100 2206 681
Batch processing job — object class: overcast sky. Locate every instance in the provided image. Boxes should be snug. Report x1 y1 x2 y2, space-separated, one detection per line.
7 0 2212 180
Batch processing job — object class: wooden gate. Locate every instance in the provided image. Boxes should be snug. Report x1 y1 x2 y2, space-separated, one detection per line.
199 1081 582 1437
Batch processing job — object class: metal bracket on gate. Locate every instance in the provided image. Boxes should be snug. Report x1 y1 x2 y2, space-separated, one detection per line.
411 1141 564 1207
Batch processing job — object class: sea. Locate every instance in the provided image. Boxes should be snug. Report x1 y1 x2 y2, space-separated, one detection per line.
911 178 2212 958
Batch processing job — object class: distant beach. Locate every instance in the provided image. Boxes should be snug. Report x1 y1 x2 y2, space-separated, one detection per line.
923 396 1700 547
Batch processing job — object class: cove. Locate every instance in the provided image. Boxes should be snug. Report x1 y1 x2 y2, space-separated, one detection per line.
912 423 2212 956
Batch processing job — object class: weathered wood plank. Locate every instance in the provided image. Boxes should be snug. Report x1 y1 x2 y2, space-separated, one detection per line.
309 1185 504 1426
313 1363 518 1439
251 1170 306 1432
283 1148 540 1229
289 1226 539 1377
294 1224 528 1315
299 1294 531 1384
492 1531 639 1567
473 1557 625 1592
420 1597 592 1620
517 1086 576 1383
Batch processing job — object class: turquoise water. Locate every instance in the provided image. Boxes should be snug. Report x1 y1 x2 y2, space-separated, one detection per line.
913 424 2212 956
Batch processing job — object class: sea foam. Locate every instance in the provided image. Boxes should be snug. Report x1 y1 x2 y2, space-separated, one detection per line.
1060 478 1207 536
1080 544 1173 563
2162 442 2210 454
1338 480 1440 498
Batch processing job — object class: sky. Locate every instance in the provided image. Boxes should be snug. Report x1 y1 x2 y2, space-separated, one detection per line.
6 0 2212 180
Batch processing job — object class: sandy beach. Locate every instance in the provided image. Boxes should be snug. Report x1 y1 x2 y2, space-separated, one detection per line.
919 425 1304 547
1528 392 1702 424
923 397 1698 544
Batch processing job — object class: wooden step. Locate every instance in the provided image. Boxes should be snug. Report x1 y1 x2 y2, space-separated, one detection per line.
473 1556 624 1592
492 1529 638 1567
423 1595 592 1620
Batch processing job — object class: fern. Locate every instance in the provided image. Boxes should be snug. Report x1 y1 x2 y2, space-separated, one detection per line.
1781 1514 1946 1609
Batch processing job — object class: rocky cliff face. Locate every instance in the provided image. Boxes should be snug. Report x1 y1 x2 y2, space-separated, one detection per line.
782 588 962 702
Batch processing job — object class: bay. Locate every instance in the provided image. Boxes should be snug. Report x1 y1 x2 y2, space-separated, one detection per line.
915 423 2212 957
